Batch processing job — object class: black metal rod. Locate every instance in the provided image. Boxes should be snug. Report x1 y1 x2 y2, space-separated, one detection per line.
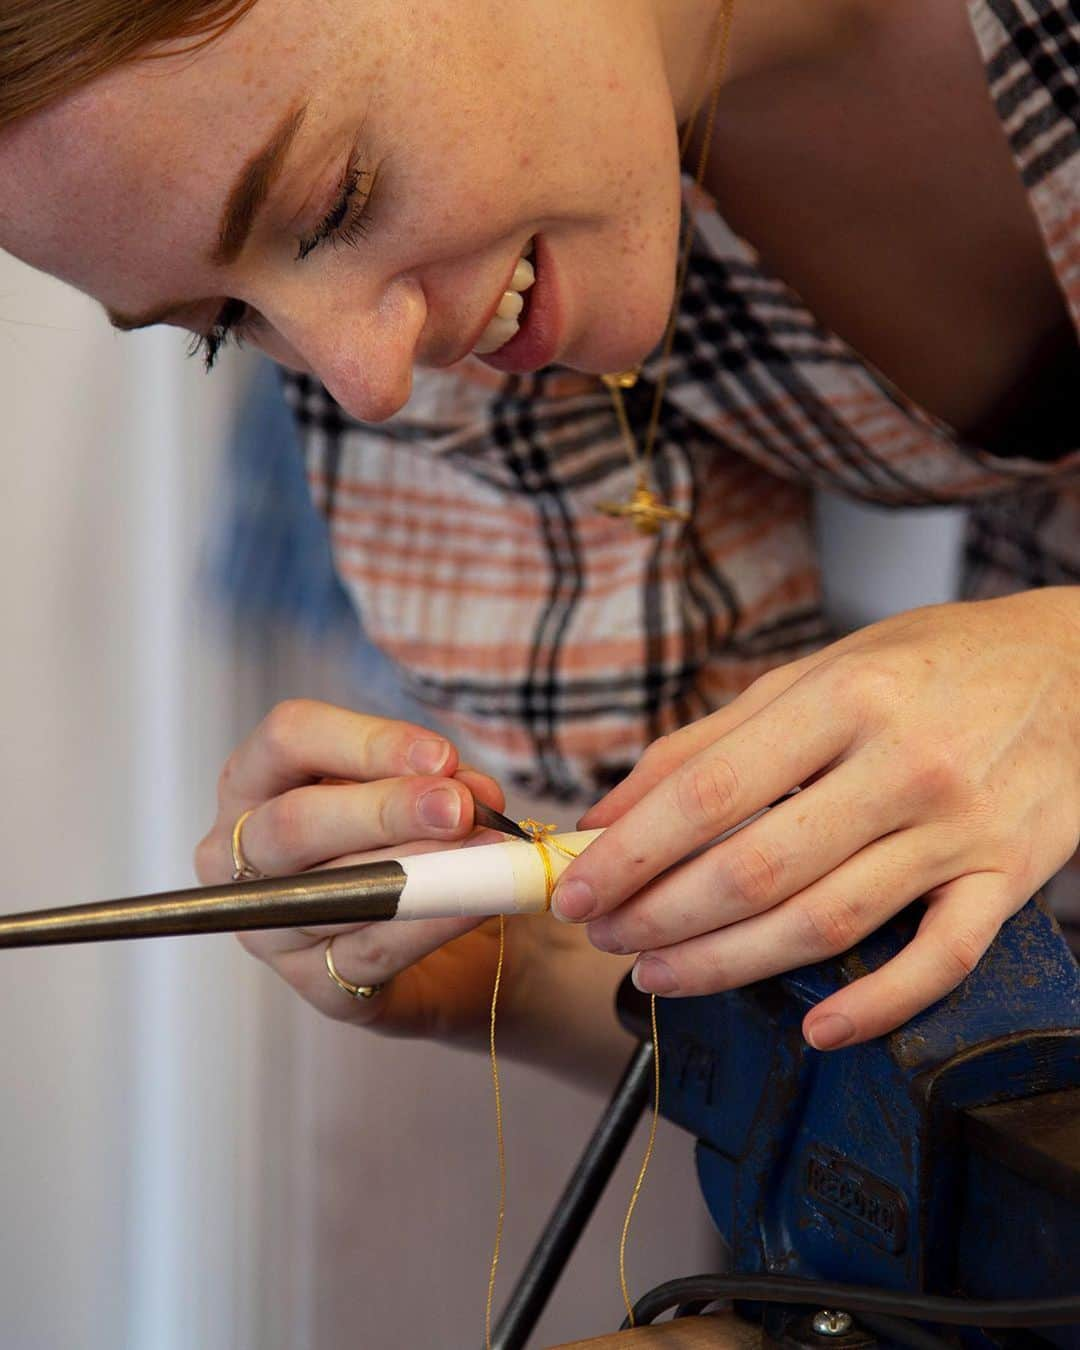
0 860 409 947
490 1040 656 1350
0 804 536 949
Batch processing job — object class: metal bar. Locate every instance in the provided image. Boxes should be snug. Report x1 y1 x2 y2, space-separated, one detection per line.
490 1040 656 1350
0 860 410 947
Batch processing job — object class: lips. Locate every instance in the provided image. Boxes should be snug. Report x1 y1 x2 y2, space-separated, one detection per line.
478 232 561 374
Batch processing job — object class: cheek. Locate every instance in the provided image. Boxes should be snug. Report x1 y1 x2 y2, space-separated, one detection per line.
559 143 684 372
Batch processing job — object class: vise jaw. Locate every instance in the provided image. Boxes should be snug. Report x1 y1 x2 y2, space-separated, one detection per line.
618 897 1080 1348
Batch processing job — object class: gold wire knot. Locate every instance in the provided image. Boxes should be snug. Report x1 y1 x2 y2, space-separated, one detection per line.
517 819 580 910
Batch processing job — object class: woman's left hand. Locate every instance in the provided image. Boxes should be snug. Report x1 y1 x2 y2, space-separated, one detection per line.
552 589 1080 1050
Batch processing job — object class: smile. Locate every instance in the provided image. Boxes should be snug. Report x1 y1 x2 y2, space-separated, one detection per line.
472 238 536 355
474 233 562 374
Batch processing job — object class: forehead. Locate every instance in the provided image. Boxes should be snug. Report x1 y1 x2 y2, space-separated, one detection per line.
0 0 375 305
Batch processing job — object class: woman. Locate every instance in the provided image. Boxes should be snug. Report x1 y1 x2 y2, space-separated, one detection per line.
2 0 1078 1088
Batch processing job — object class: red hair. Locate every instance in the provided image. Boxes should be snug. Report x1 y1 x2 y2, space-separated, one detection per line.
1 0 259 132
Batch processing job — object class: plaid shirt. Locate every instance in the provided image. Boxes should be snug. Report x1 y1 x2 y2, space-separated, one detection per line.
283 0 1080 808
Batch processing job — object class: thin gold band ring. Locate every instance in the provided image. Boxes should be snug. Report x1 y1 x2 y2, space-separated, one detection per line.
230 808 263 881
325 937 386 1000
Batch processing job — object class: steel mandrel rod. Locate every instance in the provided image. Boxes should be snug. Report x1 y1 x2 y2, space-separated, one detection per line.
0 830 602 949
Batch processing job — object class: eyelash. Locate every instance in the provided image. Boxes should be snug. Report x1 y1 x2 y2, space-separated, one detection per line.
188 161 376 373
296 162 374 262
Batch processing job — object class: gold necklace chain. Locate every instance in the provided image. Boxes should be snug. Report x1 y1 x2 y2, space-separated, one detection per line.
598 0 736 535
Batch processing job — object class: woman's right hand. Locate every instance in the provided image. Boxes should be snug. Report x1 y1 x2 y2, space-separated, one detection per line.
194 698 523 1046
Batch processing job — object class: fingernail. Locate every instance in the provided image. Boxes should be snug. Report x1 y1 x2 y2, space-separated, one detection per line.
551 878 595 923
417 785 462 831
633 957 678 995
806 1014 855 1051
408 739 450 775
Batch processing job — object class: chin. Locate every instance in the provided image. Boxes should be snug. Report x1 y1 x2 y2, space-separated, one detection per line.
562 291 675 376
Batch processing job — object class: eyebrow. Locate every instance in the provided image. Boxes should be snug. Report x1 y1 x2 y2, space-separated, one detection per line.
105 99 309 333
213 100 308 266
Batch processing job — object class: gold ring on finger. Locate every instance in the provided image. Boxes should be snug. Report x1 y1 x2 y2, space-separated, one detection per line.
230 808 264 881
325 937 388 1000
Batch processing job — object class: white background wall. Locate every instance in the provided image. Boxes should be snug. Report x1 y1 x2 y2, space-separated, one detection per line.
0 254 260 1350
0 253 967 1350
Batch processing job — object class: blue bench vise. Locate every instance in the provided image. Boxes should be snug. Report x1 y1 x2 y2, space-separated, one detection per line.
493 897 1080 1349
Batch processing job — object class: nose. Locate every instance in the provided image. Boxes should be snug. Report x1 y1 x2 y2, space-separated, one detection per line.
266 273 428 423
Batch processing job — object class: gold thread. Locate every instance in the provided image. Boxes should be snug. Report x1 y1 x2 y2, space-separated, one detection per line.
518 818 581 907
484 913 507 1350
486 821 661 1335
619 993 661 1326
484 821 582 1342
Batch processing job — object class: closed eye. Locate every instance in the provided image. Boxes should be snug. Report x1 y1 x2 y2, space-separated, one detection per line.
296 161 376 261
189 149 378 372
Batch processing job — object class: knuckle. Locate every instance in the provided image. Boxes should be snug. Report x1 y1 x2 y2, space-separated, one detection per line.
641 735 672 764
263 791 309 861
635 735 675 780
217 752 241 806
675 755 741 830
260 698 313 767
628 911 666 955
801 896 862 957
902 741 965 807
375 788 396 840
939 926 986 985
832 656 904 726
749 663 791 700
721 844 783 912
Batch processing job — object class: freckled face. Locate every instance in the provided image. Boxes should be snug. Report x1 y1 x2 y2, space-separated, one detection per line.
0 0 685 421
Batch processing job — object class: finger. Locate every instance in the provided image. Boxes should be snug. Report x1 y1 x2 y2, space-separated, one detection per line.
800 872 1016 1049
220 699 459 807
272 914 487 1024
629 826 955 996
553 681 858 923
203 769 503 885
455 768 506 815
223 776 479 878
584 752 914 955
580 659 817 828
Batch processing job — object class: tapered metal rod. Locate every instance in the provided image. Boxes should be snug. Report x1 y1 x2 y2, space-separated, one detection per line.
0 829 601 949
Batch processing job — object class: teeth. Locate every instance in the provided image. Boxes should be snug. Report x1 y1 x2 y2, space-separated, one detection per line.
473 315 521 354
496 291 524 321
512 256 535 291
472 244 536 356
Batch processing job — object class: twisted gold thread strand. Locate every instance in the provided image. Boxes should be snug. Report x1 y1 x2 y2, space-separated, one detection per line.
484 914 507 1350
485 823 662 1332
619 992 661 1326
512 820 663 1321
485 822 582 1344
